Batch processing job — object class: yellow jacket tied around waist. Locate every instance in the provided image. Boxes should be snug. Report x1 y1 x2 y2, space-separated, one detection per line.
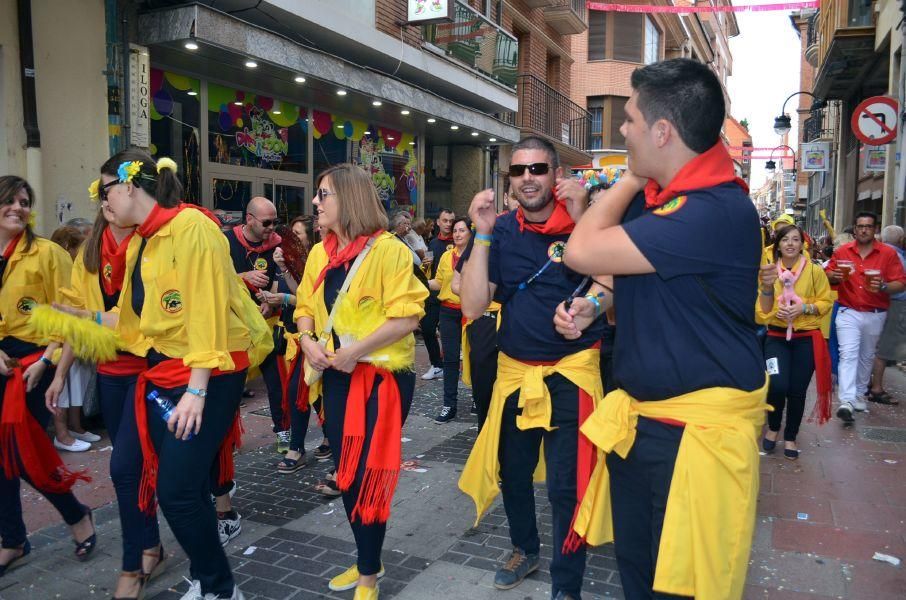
573 381 769 599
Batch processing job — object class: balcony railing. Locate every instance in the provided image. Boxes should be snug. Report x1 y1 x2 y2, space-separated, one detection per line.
515 74 591 151
817 0 874 67
801 100 842 143
804 10 819 67
423 1 519 88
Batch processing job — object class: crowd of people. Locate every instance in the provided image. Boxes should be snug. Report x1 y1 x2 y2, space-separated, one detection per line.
0 57 904 600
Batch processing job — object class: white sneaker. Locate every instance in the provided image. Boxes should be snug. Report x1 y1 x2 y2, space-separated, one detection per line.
179 578 202 600
853 397 869 412
217 512 242 546
421 366 443 380
69 430 101 443
54 437 91 452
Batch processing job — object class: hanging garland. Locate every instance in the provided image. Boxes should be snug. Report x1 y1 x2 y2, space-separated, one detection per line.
587 1 820 13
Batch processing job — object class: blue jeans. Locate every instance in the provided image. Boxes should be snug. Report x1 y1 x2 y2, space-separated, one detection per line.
98 372 161 572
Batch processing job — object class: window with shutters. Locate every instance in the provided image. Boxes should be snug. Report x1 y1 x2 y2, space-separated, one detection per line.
588 96 628 150
587 13 660 64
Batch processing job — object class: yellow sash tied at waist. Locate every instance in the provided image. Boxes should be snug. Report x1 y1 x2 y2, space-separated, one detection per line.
574 379 769 600
458 347 602 525
461 308 500 387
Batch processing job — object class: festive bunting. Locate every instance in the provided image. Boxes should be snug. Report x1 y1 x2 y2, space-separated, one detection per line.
587 1 820 14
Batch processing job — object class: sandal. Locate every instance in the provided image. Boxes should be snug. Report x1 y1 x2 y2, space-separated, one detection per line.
313 443 332 461
112 570 146 600
142 543 166 581
277 454 306 474
0 540 31 577
315 479 342 497
868 391 899 405
74 508 97 561
762 437 777 453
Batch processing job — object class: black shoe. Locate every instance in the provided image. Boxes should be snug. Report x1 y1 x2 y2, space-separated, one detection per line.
434 406 456 423
836 403 855 423
762 437 777 453
470 401 478 415
242 389 255 398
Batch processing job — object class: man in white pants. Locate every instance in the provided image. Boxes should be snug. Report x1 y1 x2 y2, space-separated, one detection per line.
826 212 906 422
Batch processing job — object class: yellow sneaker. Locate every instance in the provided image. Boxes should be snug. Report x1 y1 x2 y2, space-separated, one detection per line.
353 584 379 600
327 563 385 591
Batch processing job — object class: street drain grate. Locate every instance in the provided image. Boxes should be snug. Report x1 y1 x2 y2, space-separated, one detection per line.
860 427 906 443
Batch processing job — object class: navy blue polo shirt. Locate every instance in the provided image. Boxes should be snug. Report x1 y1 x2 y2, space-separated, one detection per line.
224 228 278 303
614 184 764 401
489 211 604 361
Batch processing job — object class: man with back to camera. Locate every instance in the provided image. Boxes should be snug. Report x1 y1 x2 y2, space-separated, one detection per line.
560 58 768 599
458 135 611 600
825 212 905 422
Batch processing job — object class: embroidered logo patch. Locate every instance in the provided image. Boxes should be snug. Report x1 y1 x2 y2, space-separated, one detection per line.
254 257 268 271
652 195 687 216
16 297 37 315
548 241 566 263
103 263 113 280
359 296 376 307
446 244 454 252
161 289 183 313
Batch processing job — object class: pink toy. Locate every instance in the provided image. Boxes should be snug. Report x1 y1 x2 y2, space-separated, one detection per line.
777 256 806 340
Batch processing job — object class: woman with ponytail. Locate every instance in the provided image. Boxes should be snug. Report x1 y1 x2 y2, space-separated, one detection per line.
296 164 427 599
99 149 269 600
0 175 96 576
45 196 164 599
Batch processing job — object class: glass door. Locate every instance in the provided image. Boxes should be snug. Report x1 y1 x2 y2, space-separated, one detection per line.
267 179 311 225
209 171 254 230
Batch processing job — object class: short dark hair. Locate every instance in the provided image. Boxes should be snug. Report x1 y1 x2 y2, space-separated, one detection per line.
452 216 472 231
438 208 455 218
512 136 560 170
854 211 878 226
630 58 726 153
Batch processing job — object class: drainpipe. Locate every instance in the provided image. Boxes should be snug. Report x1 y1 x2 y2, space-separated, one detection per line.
16 0 43 229
121 11 131 147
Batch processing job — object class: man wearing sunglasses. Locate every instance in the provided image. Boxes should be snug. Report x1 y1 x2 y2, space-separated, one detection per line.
458 136 610 600
224 197 291 454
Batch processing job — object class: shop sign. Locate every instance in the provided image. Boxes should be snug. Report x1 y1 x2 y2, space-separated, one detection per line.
235 107 289 163
407 0 453 24
866 147 887 172
128 44 151 147
801 142 830 172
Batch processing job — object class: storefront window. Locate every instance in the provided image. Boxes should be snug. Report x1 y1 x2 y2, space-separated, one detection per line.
207 82 308 173
312 112 419 215
149 69 201 203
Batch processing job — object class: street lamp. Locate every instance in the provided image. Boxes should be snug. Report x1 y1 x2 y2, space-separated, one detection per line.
765 145 796 172
773 91 827 136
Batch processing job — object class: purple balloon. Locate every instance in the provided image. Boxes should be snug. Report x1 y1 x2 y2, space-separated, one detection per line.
153 89 174 116
219 110 232 131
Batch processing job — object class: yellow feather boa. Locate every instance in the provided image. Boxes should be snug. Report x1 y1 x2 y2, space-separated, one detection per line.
332 290 413 372
29 304 120 363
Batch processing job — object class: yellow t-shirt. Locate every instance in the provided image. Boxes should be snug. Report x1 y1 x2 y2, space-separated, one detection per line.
434 247 462 307
755 259 832 331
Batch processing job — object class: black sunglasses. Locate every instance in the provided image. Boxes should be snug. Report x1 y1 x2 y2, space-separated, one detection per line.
98 179 121 202
248 213 280 228
508 162 550 177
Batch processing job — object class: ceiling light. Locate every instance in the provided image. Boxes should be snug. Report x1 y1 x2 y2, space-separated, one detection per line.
489 138 497 142
294 76 306 83
233 101 242 106
336 89 347 96
245 60 258 68
187 90 197 96
471 132 479 137
364 130 372 134
272 110 281 115
336 125 344 129
450 125 459 130
387 136 395 140
184 41 199 51
409 141 415 145
427 118 436 123
372 100 383 106
401 110 410 115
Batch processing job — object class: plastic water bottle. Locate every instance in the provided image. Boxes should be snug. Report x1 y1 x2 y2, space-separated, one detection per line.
147 390 194 440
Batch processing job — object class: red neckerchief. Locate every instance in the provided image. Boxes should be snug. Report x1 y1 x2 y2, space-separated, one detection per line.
436 232 453 242
451 248 462 271
231 225 282 253
100 227 135 296
643 142 749 209
2 232 23 261
136 203 221 238
516 198 575 235
313 231 382 291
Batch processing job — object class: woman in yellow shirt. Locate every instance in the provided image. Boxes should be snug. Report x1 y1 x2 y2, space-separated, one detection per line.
428 216 471 423
0 175 96 576
98 149 261 600
757 224 833 460
296 164 426 600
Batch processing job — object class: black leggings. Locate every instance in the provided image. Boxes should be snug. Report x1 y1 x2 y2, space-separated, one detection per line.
438 306 462 409
322 368 414 576
764 334 815 442
466 313 498 429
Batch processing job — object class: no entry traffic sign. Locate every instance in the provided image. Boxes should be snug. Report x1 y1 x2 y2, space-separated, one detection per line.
851 96 899 145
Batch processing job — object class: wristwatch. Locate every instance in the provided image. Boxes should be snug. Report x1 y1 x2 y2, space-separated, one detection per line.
186 386 207 398
880 281 889 293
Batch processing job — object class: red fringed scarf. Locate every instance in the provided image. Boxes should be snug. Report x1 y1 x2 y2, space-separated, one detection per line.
516 198 575 235
137 203 221 238
277 339 311 431
100 227 135 296
562 388 596 553
313 231 382 292
336 363 402 525
0 351 91 493
134 351 250 514
767 329 832 424
643 142 749 209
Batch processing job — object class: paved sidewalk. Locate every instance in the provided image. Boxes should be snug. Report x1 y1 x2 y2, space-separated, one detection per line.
1 348 904 599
